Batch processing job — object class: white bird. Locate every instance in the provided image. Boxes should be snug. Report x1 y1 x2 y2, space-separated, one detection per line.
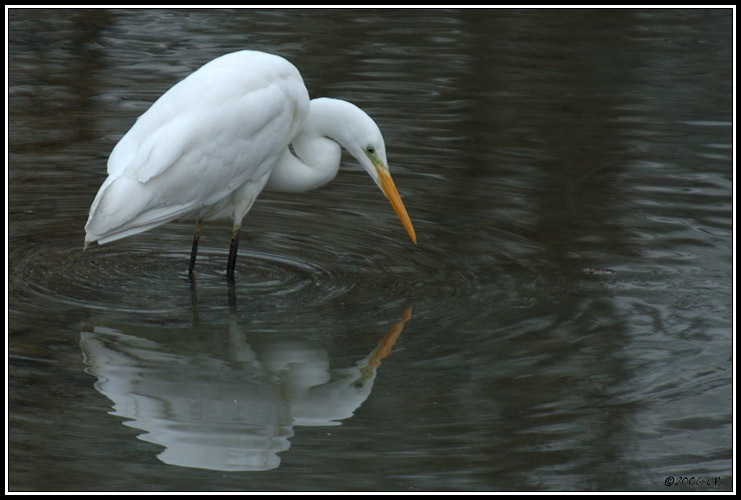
84 50 416 278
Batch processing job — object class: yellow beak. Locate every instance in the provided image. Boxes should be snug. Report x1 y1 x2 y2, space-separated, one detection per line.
375 165 417 244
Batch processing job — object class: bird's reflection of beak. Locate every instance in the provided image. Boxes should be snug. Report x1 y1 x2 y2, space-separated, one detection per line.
367 306 413 368
375 164 417 244
357 306 413 385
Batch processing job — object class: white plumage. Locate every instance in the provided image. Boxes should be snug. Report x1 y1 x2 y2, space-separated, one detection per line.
85 50 416 277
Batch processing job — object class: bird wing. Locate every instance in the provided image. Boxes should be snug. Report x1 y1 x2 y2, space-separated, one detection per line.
86 51 309 244
109 52 308 185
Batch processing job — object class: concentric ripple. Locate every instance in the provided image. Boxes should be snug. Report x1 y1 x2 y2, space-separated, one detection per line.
9 167 537 332
3 217 387 316
9 233 350 317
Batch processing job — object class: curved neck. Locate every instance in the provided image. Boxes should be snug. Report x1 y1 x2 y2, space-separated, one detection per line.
266 141 340 193
265 98 373 193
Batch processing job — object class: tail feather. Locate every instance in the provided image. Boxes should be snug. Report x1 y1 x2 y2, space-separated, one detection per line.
85 175 196 245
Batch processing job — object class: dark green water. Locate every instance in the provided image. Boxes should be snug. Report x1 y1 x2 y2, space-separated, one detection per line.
8 8 733 492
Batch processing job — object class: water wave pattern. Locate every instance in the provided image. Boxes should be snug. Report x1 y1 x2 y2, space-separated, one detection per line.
8 8 733 491
9 188 496 324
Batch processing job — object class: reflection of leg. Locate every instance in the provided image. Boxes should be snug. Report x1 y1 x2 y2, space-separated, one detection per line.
188 219 203 276
227 224 240 280
189 271 200 326
227 275 237 315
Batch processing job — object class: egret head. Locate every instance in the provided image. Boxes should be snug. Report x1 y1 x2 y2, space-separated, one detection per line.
359 143 417 245
313 98 416 244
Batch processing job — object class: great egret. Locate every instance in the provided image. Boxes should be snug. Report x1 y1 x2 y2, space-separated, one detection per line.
84 50 416 277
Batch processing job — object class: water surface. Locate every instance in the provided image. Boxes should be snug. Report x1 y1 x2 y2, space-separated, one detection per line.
8 8 734 492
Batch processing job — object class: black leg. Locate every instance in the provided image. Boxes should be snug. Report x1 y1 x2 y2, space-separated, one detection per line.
227 224 240 280
188 219 203 276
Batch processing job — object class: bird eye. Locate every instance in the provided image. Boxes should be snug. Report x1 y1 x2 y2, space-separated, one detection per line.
366 146 375 155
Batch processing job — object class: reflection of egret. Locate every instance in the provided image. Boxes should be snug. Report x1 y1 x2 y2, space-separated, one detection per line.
79 306 412 472
84 50 416 277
